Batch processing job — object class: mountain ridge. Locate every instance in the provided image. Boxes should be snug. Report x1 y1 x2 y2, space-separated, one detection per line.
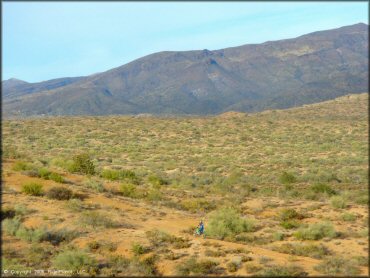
2 23 368 117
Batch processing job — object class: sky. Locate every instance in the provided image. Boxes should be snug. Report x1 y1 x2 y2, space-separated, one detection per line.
2 1 368 82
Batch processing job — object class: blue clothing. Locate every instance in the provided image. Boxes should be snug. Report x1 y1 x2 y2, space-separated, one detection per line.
199 223 204 233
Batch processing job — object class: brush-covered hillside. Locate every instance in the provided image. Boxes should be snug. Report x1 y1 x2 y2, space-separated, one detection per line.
2 93 368 276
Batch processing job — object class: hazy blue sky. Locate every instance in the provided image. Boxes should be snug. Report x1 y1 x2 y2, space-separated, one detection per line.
3 2 368 82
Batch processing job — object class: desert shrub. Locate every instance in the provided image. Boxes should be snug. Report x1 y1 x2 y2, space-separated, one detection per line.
101 168 139 184
43 228 81 245
49 172 64 183
146 189 163 202
46 187 73 200
21 182 43 196
66 199 85 212
272 232 285 241
176 257 222 275
280 220 301 229
204 249 226 257
260 264 307 276
120 183 142 198
227 261 240 272
180 198 216 213
12 161 33 171
145 229 190 249
24 244 54 268
353 255 369 267
294 222 336 240
207 207 256 240
341 212 357 222
80 211 120 229
272 243 330 259
279 172 297 184
15 226 47 243
357 228 368 238
131 243 149 256
3 217 22 236
84 179 105 192
148 175 168 187
310 183 337 196
330 196 347 209
1 207 16 220
2 258 30 274
245 263 262 273
38 168 51 179
52 250 98 274
279 208 304 221
314 256 361 275
103 254 158 276
70 153 95 175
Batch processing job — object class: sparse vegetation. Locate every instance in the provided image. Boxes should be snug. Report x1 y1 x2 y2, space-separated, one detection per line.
314 256 361 275
2 94 368 276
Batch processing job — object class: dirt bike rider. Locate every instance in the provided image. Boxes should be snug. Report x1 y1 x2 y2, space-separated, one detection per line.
195 220 205 237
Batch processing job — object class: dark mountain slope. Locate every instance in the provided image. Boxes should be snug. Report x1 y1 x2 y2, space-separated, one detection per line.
2 23 368 117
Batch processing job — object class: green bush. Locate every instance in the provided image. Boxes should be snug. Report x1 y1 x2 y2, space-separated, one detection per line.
12 161 33 171
145 229 190 249
131 243 148 256
310 183 337 196
279 172 297 184
21 182 43 196
294 222 336 240
120 183 140 198
46 186 73 200
49 172 64 183
70 153 95 175
341 212 357 222
146 189 163 202
101 169 138 183
280 220 300 229
314 256 361 275
15 226 47 243
176 257 221 275
148 175 168 187
180 198 216 213
84 179 105 192
279 208 304 221
330 196 347 209
260 264 307 276
103 255 158 276
206 207 256 240
80 211 120 229
38 168 51 179
52 250 98 274
272 242 330 259
3 217 22 236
